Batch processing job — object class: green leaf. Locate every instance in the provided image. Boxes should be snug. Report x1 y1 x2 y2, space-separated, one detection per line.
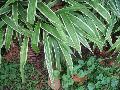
41 23 62 41
18 3 27 23
53 70 60 79
44 34 54 85
60 13 81 55
27 0 37 24
57 1 106 35
67 13 96 38
78 33 92 52
12 2 19 39
31 23 41 53
117 52 120 62
108 0 120 18
86 1 111 23
74 24 104 50
18 3 33 30
50 37 61 71
37 2 67 42
83 15 101 40
12 2 18 24
105 15 117 46
0 6 11 15
1 15 32 37
0 21 5 29
37 2 63 27
5 26 13 50
87 83 95 90
111 77 119 88
109 37 120 51
59 43 73 74
20 37 29 83
4 0 16 7
0 30 3 48
0 30 3 67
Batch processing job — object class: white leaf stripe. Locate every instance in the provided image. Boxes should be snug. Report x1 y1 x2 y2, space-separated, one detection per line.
27 0 37 24
37 2 68 43
0 30 3 48
20 37 29 83
0 6 11 15
41 23 62 41
59 43 73 74
57 1 106 35
1 15 32 37
85 1 111 23
0 21 5 29
67 13 96 37
0 30 3 67
52 39 61 71
12 2 18 24
5 26 13 50
37 2 63 27
31 23 40 53
60 13 81 55
44 34 54 85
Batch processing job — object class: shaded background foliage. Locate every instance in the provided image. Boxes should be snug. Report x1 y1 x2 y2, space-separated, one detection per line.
0 0 120 89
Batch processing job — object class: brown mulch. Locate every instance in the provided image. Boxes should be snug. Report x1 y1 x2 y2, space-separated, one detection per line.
4 42 46 74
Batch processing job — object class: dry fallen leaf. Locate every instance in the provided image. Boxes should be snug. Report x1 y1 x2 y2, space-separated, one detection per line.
72 74 87 85
48 78 60 90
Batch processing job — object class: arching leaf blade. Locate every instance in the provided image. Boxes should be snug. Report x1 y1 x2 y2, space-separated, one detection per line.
27 0 37 24
20 37 29 83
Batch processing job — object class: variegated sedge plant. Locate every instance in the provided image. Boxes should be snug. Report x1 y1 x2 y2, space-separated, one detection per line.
0 0 120 87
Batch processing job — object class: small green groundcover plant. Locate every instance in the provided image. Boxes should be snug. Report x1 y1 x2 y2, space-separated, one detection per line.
0 60 51 90
62 56 120 90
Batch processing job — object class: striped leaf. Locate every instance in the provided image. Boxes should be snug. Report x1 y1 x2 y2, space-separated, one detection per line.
37 2 63 27
78 33 92 52
0 0 15 18
0 30 3 48
83 15 101 40
60 13 81 55
59 43 73 74
105 15 117 46
12 2 18 24
57 2 106 35
37 2 67 42
0 30 3 67
18 3 33 30
0 21 5 29
74 25 104 50
4 0 16 7
12 2 19 39
5 26 13 50
1 15 32 37
0 6 11 15
44 34 54 86
68 13 105 49
109 37 120 51
50 37 61 71
41 23 62 41
18 3 27 23
27 0 37 24
117 52 120 62
65 0 111 23
20 37 29 83
108 0 120 18
86 1 111 23
67 13 96 38
31 23 40 53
